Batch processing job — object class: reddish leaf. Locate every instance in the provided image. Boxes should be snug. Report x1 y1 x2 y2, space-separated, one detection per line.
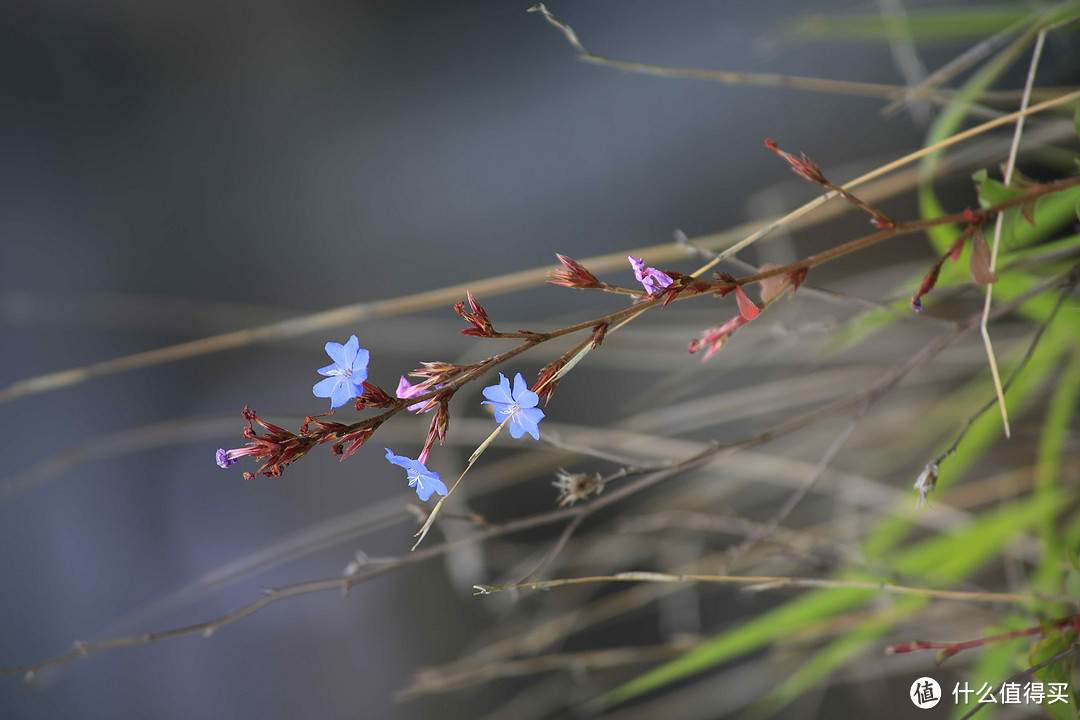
757 264 786 304
968 228 997 286
735 286 760 320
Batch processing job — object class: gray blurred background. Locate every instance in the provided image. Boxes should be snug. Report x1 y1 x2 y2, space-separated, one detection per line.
1 1 1076 718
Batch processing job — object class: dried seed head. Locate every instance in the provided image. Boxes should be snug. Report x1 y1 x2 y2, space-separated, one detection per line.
553 468 605 507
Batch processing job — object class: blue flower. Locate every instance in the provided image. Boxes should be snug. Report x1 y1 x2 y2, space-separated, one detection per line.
313 335 369 409
481 372 545 440
385 448 448 501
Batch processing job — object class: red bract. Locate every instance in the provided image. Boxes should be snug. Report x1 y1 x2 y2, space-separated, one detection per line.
712 272 737 299
455 291 495 337
300 411 348 441
420 400 451 464
354 381 398 410
547 253 601 289
533 358 565 405
656 272 710 308
236 406 316 480
332 424 379 461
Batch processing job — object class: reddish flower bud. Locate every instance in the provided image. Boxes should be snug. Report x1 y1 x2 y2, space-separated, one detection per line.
223 406 317 480
331 424 378 461
765 139 827 185
533 358 566 405
300 411 348 441
420 400 451 462
354 381 398 411
455 291 495 337
590 322 608 349
548 254 601 289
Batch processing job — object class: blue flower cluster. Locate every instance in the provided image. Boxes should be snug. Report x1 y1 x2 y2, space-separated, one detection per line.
219 333 548 504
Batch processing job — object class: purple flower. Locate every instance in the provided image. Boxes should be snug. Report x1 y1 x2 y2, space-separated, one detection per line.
396 376 433 413
215 446 256 469
628 255 673 295
385 448 448 501
481 372 545 440
313 335 369 409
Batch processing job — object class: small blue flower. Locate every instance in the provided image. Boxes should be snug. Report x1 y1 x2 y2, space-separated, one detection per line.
313 335 369 409
385 448 448 501
481 372 545 440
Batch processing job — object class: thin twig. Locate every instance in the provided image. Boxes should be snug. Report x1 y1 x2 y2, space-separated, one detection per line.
723 401 872 567
956 643 1080 720
473 571 1056 605
528 3 1019 109
931 260 1077 469
980 30 1047 439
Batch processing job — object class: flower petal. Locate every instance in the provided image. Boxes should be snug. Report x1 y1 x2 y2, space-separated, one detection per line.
485 402 514 423
396 376 419 398
343 335 360 367
313 376 339 398
385 448 411 469
513 388 539 409
317 363 340 377
482 374 513 404
516 407 544 440
507 418 526 439
324 341 346 367
415 472 447 501
512 373 528 400
352 347 370 372
329 379 353 409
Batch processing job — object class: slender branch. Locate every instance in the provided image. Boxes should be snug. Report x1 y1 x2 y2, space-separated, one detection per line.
722 401 872 567
886 614 1080 663
880 10 1030 116
527 3 1031 110
398 638 705 698
473 571 1057 605
956 643 1080 720
980 29 1048 439
929 272 1078 470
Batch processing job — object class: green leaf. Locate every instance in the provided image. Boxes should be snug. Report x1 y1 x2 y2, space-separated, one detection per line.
1029 349 1080 612
602 496 1058 710
756 495 1059 714
972 169 1023 209
789 10 1031 42
1028 628 1079 719
597 585 875 708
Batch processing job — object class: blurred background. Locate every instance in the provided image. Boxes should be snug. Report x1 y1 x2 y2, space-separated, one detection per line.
2 1 1078 718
